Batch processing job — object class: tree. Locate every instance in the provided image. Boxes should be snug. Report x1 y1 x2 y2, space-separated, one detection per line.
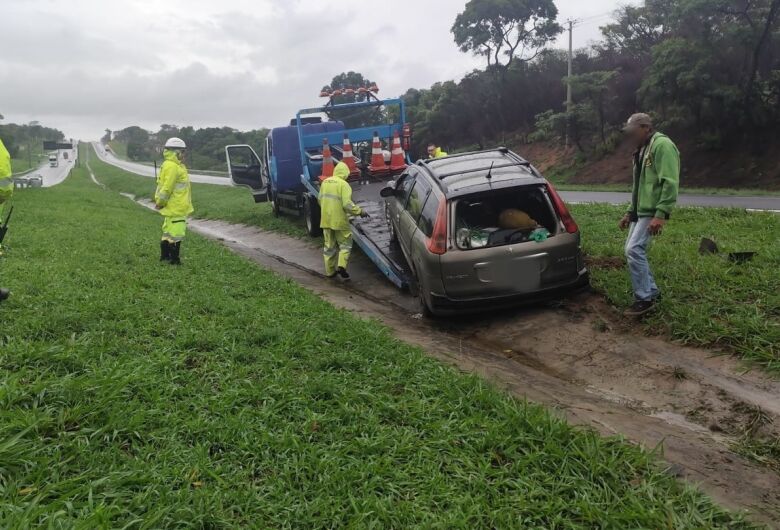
452 0 562 71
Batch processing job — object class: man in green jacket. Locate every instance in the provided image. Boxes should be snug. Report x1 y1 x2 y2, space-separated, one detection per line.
619 113 680 317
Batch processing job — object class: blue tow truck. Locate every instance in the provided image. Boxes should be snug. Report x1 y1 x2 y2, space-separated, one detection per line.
225 97 413 289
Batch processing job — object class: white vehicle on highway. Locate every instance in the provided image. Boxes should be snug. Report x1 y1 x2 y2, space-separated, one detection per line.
49 154 58 168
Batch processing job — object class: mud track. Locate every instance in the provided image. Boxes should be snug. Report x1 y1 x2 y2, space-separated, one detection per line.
189 218 780 526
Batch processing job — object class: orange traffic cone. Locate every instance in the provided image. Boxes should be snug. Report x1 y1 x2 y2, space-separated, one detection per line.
342 134 360 177
319 138 334 182
389 131 407 173
369 132 389 176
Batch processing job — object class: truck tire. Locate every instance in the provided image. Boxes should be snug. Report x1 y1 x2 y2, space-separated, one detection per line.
304 195 322 237
269 188 281 217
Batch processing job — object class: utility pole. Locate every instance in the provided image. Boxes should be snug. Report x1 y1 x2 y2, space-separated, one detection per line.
565 19 574 150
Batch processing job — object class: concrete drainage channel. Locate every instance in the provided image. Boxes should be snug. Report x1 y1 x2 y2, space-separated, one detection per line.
96 171 780 523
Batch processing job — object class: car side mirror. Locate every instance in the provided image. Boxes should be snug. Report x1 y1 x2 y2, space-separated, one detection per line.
380 186 396 198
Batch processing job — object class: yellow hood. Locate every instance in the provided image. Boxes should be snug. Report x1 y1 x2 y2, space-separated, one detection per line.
333 161 350 180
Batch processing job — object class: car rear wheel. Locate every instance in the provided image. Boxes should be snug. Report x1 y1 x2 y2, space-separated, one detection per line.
304 195 322 237
385 203 397 243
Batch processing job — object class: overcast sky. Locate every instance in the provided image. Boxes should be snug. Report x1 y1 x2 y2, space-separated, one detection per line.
0 0 633 140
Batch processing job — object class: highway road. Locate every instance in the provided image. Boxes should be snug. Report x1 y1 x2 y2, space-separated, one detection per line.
91 142 780 211
559 190 780 212
91 142 230 186
18 147 78 188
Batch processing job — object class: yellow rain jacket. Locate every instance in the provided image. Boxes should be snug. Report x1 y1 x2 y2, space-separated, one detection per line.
155 149 193 217
0 138 13 203
319 162 362 231
432 147 448 158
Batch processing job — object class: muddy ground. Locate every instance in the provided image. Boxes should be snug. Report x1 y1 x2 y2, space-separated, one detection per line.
184 218 780 526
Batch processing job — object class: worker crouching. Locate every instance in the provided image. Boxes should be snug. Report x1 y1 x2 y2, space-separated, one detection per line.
155 137 193 265
319 162 369 280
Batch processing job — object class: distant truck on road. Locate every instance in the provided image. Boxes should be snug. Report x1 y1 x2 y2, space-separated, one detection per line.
49 153 58 168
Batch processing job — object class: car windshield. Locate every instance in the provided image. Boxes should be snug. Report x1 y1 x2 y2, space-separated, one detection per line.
454 186 558 250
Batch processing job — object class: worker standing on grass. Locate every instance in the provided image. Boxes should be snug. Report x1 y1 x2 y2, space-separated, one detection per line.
619 113 680 317
319 161 369 280
155 137 193 265
427 143 448 159
0 113 12 302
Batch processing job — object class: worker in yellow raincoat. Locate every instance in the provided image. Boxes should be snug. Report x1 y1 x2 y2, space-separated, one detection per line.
0 113 12 301
427 143 448 159
319 162 369 280
155 137 193 265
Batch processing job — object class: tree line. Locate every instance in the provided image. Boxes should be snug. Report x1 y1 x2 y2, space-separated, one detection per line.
1 121 65 169
402 0 780 161
103 125 269 172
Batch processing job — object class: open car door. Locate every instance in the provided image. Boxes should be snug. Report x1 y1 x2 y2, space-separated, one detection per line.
225 144 268 202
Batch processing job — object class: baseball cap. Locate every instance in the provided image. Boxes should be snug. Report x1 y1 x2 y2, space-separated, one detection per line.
623 113 653 132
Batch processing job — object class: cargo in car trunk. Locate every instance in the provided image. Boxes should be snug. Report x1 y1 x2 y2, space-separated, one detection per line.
439 185 582 301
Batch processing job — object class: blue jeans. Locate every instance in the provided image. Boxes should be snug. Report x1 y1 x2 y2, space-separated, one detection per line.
625 217 660 302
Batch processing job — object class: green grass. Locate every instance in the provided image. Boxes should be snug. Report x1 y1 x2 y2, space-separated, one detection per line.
572 203 780 372
86 144 306 238
0 146 760 527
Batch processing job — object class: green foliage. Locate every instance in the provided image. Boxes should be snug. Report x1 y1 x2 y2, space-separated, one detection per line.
452 0 562 69
109 125 269 172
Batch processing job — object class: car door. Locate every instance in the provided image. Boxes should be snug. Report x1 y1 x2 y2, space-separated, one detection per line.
387 171 416 250
225 144 268 201
398 173 432 261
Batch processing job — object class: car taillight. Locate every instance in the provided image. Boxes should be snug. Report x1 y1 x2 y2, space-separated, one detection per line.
546 182 579 234
427 201 448 255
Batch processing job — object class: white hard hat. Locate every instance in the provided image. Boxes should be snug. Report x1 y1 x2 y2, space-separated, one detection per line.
164 137 186 149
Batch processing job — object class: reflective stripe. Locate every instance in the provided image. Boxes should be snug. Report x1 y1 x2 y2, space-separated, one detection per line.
0 177 13 188
157 192 171 201
175 182 188 191
323 247 338 257
320 193 342 201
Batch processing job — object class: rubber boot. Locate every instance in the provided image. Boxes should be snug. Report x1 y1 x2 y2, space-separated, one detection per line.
169 242 182 265
0 288 10 302
160 240 171 262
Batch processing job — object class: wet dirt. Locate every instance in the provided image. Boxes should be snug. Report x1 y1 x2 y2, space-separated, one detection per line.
176 215 780 526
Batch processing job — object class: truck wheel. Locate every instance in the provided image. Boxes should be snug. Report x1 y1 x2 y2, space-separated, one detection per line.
269 188 281 217
304 195 322 237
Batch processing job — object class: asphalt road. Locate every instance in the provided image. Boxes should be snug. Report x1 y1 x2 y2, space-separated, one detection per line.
91 142 230 186
19 147 79 188
560 190 780 211
91 142 780 211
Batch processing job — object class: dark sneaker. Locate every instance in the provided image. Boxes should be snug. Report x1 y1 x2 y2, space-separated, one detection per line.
0 288 10 301
624 300 656 317
337 267 351 280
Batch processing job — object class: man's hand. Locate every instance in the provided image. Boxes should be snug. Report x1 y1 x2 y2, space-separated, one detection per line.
359 210 370 219
155 203 163 210
648 218 666 236
619 214 631 231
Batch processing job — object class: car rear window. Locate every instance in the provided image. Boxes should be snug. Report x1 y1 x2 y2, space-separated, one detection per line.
454 186 558 250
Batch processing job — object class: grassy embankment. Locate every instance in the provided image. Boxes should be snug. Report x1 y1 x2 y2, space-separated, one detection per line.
0 145 761 527
87 144 780 373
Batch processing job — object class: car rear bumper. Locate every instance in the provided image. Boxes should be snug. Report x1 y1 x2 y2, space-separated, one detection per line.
427 269 590 316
